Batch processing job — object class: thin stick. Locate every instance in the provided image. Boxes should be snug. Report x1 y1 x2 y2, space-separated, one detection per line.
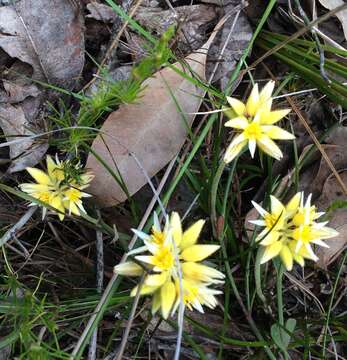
0 206 37 246
88 221 104 360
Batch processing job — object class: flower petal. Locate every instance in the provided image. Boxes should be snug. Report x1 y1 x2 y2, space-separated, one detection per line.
224 139 247 163
131 284 157 296
248 139 257 158
286 192 302 214
181 245 220 262
26 168 51 185
260 109 291 125
180 219 205 250
224 116 248 129
257 135 283 160
260 241 282 264
161 281 176 319
145 272 168 287
114 261 143 276
226 97 246 116
280 246 293 271
259 80 275 103
262 125 295 140
270 195 285 216
251 200 268 217
152 290 161 315
246 83 260 116
182 262 225 283
170 212 182 246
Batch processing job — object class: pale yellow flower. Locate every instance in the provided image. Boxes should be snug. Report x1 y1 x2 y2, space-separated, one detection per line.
114 212 224 319
20 155 93 220
223 81 294 163
251 192 338 271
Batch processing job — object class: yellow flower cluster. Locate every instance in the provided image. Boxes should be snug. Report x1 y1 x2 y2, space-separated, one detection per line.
251 192 338 270
20 155 93 220
223 81 295 163
114 212 224 319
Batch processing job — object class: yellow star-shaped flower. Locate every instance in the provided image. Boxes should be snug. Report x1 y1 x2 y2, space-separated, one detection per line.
223 81 295 163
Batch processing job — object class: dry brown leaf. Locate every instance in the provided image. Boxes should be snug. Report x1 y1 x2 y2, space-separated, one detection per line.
0 103 48 172
87 54 208 206
315 171 347 268
0 0 84 86
86 2 117 23
0 0 84 172
86 17 228 207
318 0 347 41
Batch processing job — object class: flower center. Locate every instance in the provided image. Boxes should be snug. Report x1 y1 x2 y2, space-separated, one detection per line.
244 122 262 140
151 229 165 246
292 225 312 243
152 246 175 270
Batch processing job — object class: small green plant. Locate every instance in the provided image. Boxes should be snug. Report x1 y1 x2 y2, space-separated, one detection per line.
49 26 175 156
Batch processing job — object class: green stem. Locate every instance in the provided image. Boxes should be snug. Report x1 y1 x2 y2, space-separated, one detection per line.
276 263 285 326
255 247 267 306
219 239 276 360
276 263 288 360
210 160 227 237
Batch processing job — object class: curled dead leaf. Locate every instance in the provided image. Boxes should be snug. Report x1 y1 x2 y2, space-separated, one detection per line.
86 16 234 207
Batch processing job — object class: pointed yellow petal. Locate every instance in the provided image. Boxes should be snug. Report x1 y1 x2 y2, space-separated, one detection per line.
20 183 50 193
262 125 295 140
258 229 281 246
114 261 144 276
259 81 275 103
170 212 182 246
161 281 176 319
260 241 283 264
286 192 301 214
257 135 283 160
152 290 161 315
145 272 168 287
180 219 205 250
26 168 51 185
260 109 291 125
50 195 63 209
246 83 260 116
293 253 305 267
270 195 285 216
46 155 56 178
223 139 247 163
224 116 248 129
226 97 246 116
182 262 225 282
181 245 220 262
280 246 293 271
131 284 158 296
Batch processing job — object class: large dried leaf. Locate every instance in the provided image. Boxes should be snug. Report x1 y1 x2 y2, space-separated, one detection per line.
0 0 84 172
87 19 227 207
316 171 347 269
0 0 84 86
87 54 207 206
